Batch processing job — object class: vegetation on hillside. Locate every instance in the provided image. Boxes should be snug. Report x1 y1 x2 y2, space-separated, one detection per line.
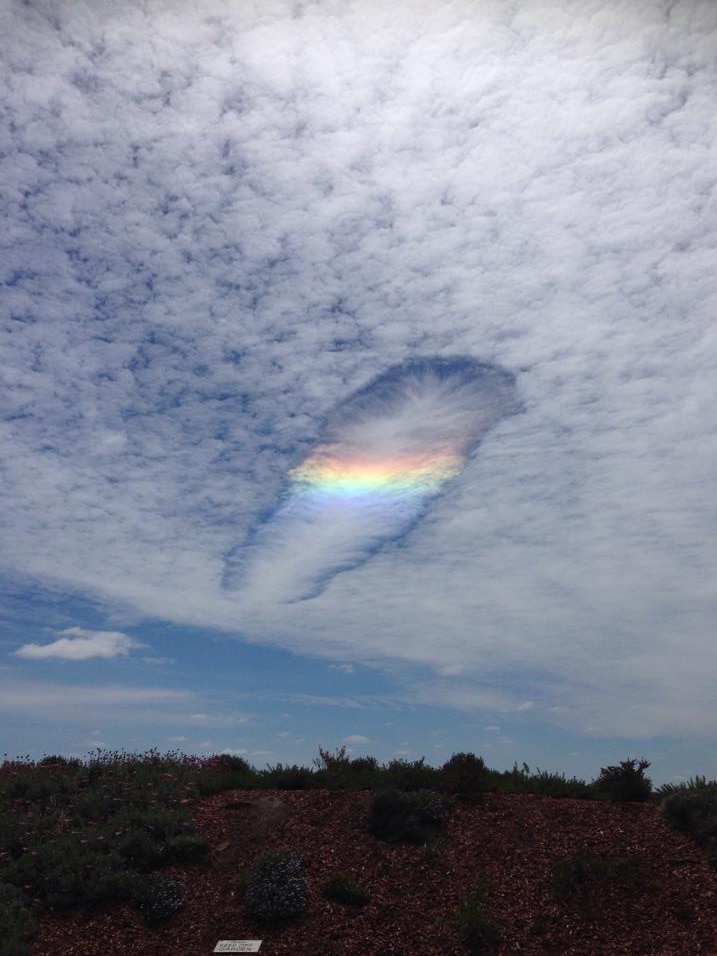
0 746 712 956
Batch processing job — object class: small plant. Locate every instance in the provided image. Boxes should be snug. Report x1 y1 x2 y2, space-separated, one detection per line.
453 888 500 953
242 850 308 925
367 788 450 845
383 757 443 792
591 758 652 803
264 763 315 790
661 782 717 866
133 873 185 926
0 882 37 956
322 872 370 905
165 832 210 864
313 746 351 789
552 847 648 898
442 753 489 802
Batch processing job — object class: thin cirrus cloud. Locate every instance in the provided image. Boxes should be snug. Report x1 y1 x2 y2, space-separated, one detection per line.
14 628 145 662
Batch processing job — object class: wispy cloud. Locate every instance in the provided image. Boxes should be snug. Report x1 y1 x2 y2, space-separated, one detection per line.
14 628 144 661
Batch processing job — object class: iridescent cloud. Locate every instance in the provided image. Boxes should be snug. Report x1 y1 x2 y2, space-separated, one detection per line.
224 357 519 602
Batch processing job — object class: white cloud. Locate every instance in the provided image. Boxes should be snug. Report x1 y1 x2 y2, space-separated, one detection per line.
329 663 355 674
344 734 371 745
0 0 715 745
14 627 144 661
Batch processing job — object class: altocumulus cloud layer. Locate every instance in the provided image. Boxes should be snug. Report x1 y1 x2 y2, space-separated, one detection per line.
1 0 716 741
224 357 519 601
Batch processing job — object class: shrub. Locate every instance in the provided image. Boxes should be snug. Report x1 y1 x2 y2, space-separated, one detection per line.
242 851 308 925
133 874 184 926
322 873 370 906
591 758 652 803
264 764 315 790
453 890 500 953
491 762 594 799
383 757 442 792
441 753 489 802
367 788 450 845
661 783 717 865
165 833 210 864
552 848 648 898
313 747 351 789
0 883 36 956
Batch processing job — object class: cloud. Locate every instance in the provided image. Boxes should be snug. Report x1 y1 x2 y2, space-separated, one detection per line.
224 357 519 601
344 734 371 745
14 627 144 661
0 0 716 747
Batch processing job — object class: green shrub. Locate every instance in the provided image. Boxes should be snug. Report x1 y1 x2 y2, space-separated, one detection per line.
441 753 489 802
322 873 370 905
367 788 450 845
165 833 210 864
242 851 308 925
453 890 500 953
313 747 351 790
591 758 652 803
661 783 717 865
264 764 315 790
491 762 594 799
133 874 184 926
552 848 648 898
383 757 442 792
0 883 36 956
38 842 135 910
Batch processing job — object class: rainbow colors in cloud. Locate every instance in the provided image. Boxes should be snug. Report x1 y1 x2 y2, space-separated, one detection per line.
224 357 519 602
289 449 465 499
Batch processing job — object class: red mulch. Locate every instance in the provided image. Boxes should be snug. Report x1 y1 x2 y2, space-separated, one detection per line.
29 789 717 955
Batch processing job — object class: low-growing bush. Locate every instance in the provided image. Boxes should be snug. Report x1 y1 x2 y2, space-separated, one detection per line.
552 847 649 898
264 764 316 790
165 833 210 864
453 889 500 954
383 757 442 792
441 753 489 802
133 873 185 926
661 782 717 865
367 788 450 845
0 882 36 956
322 872 370 905
491 762 594 799
242 850 308 925
591 758 652 803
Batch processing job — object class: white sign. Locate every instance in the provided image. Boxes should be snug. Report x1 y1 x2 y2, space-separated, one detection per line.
213 943 262 953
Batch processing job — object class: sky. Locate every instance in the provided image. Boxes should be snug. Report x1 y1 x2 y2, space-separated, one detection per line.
1 0 716 787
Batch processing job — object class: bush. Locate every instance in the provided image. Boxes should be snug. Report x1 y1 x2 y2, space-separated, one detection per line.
383 758 442 792
322 873 370 906
264 764 315 790
133 874 184 926
441 753 489 802
242 851 308 925
552 848 648 898
0 883 36 956
367 789 450 845
591 758 652 803
661 782 717 865
313 747 351 790
165 833 210 864
453 890 500 953
491 762 594 799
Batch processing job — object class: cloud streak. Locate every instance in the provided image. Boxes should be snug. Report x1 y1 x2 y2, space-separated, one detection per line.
14 628 144 661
